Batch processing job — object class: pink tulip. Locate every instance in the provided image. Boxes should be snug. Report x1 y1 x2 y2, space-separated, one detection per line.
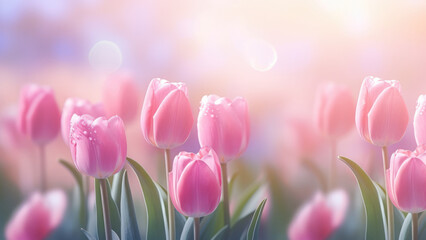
168 147 222 217
141 78 193 149
69 114 127 179
197 95 250 162
386 146 426 213
17 84 61 145
5 190 67 240
314 82 355 138
103 73 140 123
288 190 348 240
61 98 105 145
355 76 409 147
414 95 426 146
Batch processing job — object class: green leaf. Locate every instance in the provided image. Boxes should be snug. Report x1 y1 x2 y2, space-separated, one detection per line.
231 181 262 225
338 156 386 240
111 169 125 213
121 171 141 240
180 217 194 240
81 228 97 240
200 202 224 240
95 179 121 240
398 213 412 240
127 157 167 240
211 226 228 240
59 159 87 227
247 199 267 240
229 210 255 239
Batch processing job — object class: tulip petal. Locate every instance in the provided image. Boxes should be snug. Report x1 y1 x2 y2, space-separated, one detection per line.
153 89 193 149
326 190 348 228
393 157 426 213
367 86 408 146
176 160 221 217
414 95 426 146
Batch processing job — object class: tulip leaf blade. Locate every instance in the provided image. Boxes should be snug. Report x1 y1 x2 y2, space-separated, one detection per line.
211 226 228 240
95 179 121 240
81 228 97 240
231 181 262 225
180 217 194 240
111 169 125 213
59 159 87 227
200 201 224 240
398 213 412 240
338 156 386 240
127 157 167 240
247 199 267 240
121 171 142 240
229 210 255 239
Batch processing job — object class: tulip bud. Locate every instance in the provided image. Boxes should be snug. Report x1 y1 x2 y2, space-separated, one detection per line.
69 114 127 179
168 147 222 217
61 98 105 145
17 84 61 145
197 95 250 162
314 82 355 138
5 190 67 240
386 146 426 213
414 95 426 146
141 78 193 149
355 76 409 147
103 73 140 123
288 190 348 240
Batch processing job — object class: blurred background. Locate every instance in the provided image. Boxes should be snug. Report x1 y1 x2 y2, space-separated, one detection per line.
1 0 426 239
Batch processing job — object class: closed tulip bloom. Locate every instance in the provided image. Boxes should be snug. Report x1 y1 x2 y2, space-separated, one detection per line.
141 78 193 149
355 76 409 147
414 95 426 146
103 73 140 123
61 98 105 145
198 95 250 162
17 84 61 145
314 82 355 138
5 190 67 240
69 114 127 179
169 147 222 217
288 190 348 240
386 146 426 213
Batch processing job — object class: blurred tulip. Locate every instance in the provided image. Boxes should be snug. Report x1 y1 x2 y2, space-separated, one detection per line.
314 82 355 139
69 114 126 179
288 190 348 240
355 76 409 147
61 98 105 145
5 190 67 240
140 78 193 149
414 95 426 146
386 146 426 213
17 84 61 145
197 95 250 162
103 73 140 123
168 147 222 217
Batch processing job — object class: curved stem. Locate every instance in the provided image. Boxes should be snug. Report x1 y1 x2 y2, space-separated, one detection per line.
99 179 112 240
412 213 418 240
39 145 46 192
221 162 230 232
382 146 394 240
194 217 200 240
164 149 175 240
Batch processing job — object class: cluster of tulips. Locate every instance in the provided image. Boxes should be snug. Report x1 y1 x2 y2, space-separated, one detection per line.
3 75 426 240
5 77 254 240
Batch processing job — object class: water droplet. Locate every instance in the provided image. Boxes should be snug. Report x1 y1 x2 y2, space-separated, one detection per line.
89 137 93 141
210 114 215 118
83 131 88 135
71 140 76 145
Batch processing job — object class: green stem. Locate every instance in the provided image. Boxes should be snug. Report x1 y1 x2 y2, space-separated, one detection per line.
382 146 394 240
412 213 418 240
39 145 46 192
99 179 112 240
221 162 231 232
194 217 200 240
164 149 175 240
